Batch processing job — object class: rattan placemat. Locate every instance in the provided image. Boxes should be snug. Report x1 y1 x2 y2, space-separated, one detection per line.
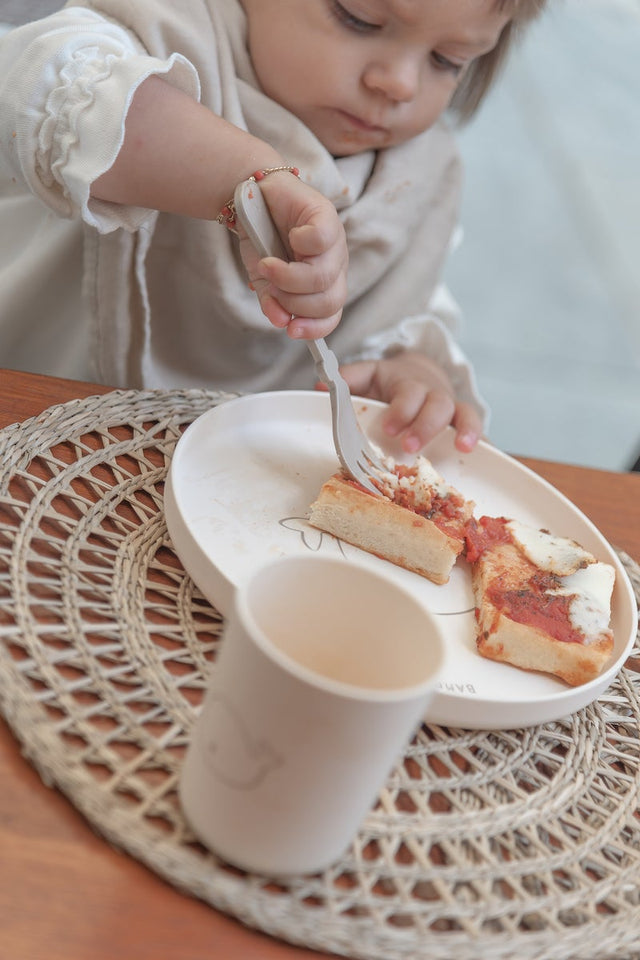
1 388 639 960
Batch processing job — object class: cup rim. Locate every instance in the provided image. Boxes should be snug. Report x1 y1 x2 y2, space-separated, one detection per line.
234 555 447 704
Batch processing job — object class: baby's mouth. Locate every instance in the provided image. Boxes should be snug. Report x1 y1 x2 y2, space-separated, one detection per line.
337 109 388 134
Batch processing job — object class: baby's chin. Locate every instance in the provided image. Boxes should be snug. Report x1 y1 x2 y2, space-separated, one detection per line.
331 130 424 157
324 131 396 158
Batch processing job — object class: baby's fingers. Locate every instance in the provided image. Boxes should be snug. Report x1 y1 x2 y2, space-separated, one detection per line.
256 256 347 337
288 218 341 258
286 311 343 339
451 403 483 452
383 384 455 453
257 255 341 298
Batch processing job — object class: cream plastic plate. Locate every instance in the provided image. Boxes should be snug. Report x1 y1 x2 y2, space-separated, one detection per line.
165 391 637 730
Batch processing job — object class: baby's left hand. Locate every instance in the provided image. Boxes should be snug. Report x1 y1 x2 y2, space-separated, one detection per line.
335 350 483 454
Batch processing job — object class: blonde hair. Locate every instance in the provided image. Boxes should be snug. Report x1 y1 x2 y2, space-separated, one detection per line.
450 0 549 122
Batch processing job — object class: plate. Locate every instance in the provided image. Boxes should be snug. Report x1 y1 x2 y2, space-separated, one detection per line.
165 391 637 729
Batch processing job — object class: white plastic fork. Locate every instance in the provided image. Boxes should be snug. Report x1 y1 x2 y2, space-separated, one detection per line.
233 179 385 496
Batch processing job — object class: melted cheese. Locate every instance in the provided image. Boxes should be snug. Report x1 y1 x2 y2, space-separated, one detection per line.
379 455 450 506
506 519 595 577
548 562 616 643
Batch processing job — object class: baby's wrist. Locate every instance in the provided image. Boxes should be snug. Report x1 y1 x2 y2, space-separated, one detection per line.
216 166 300 234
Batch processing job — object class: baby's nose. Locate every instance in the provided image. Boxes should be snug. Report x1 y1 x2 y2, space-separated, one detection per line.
363 55 420 103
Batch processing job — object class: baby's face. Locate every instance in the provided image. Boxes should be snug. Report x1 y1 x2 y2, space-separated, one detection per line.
241 0 510 156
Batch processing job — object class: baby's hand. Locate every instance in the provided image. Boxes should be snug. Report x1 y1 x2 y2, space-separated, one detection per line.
238 172 348 339
336 350 483 454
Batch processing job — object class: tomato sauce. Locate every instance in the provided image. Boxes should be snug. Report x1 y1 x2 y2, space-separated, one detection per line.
489 579 581 644
464 515 511 562
394 488 467 540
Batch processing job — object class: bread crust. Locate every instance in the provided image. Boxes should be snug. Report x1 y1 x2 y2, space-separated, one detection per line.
471 541 614 686
308 473 465 585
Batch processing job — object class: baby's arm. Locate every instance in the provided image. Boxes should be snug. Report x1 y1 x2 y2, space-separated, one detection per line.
91 76 347 339
0 10 346 339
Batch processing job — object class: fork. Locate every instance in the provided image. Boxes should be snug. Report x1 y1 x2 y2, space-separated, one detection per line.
233 178 385 495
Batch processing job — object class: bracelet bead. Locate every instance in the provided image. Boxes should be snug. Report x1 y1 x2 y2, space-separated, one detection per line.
216 166 300 233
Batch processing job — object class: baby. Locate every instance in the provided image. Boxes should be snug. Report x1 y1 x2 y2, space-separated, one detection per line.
0 0 547 452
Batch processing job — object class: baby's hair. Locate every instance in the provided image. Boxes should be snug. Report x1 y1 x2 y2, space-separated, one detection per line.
450 0 549 122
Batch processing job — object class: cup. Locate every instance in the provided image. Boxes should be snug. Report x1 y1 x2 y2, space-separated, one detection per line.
179 554 446 875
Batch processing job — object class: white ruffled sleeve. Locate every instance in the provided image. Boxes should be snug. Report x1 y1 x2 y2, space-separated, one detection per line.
0 7 200 233
347 282 491 428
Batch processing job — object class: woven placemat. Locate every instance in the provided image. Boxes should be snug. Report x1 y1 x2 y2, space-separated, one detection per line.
1 388 639 960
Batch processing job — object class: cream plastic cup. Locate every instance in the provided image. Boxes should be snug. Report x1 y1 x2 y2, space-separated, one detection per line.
179 554 446 875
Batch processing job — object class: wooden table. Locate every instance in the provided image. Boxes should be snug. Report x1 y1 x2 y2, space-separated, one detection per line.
1 367 639 960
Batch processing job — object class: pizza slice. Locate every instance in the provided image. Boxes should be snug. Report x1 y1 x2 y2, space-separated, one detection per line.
466 516 616 686
307 456 475 585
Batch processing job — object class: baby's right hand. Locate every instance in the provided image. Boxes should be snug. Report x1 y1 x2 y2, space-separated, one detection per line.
238 171 348 339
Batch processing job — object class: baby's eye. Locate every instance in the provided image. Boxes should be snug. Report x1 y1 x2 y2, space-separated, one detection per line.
431 51 464 76
330 0 380 34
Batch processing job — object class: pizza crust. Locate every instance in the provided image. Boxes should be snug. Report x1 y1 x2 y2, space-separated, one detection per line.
308 473 465 585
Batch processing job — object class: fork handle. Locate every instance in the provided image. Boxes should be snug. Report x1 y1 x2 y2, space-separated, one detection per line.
233 179 289 259
306 337 341 389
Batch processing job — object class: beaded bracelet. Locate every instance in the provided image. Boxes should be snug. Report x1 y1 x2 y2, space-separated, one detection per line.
216 165 300 234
